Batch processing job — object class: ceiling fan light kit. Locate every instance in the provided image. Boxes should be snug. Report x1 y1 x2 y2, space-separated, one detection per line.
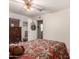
23 0 32 11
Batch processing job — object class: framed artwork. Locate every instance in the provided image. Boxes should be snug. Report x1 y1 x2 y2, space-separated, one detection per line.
23 22 28 27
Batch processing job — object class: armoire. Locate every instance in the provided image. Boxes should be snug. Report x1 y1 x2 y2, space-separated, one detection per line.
9 18 21 43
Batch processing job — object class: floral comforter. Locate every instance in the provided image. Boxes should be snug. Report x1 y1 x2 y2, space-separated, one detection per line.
10 39 69 59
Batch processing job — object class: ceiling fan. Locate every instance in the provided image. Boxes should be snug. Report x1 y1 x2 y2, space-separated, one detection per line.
23 0 45 12
14 0 45 12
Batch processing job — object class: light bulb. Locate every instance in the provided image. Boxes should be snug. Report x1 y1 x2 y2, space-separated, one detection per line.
24 6 33 11
11 24 14 27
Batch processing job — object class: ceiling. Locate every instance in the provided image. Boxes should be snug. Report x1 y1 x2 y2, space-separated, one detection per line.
9 0 69 17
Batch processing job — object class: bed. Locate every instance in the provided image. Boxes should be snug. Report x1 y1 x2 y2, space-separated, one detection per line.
9 39 69 59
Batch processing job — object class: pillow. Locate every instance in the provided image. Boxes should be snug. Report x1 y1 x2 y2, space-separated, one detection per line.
9 45 25 56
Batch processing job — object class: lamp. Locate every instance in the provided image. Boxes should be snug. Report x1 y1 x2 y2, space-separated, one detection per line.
11 23 14 27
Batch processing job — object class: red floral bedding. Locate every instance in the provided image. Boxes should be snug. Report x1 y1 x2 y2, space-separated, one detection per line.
10 39 69 59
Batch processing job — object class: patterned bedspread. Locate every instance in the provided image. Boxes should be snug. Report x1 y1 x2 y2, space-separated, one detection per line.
10 39 69 59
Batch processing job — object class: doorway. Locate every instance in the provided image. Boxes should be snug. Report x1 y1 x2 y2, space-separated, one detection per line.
37 20 43 39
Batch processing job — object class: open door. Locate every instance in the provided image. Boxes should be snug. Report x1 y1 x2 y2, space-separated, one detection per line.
37 20 43 39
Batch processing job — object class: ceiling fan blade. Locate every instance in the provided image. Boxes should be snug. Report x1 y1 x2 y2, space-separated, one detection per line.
31 2 53 12
31 3 46 11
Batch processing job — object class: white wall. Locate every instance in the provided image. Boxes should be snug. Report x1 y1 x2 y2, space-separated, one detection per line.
42 9 70 49
28 19 37 41
9 12 37 41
